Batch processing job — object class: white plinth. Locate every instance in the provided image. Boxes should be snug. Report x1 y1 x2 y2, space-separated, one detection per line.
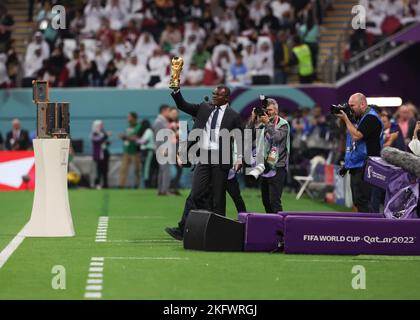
24 139 75 237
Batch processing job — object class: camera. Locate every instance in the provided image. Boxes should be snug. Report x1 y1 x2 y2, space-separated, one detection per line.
331 102 354 120
254 95 269 117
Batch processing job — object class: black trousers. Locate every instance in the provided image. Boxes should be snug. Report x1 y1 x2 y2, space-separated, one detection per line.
94 156 109 188
190 163 229 216
227 176 247 213
95 151 109 188
350 167 373 213
260 167 287 213
178 175 246 232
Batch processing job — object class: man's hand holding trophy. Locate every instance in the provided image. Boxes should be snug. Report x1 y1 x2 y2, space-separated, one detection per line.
169 56 184 90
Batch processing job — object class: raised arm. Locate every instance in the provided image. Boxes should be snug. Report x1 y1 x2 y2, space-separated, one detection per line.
171 90 199 117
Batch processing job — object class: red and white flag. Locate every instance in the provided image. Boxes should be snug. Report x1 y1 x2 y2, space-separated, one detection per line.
0 151 35 191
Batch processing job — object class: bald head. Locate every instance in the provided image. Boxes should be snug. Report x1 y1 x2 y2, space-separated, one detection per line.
348 93 368 116
12 119 21 130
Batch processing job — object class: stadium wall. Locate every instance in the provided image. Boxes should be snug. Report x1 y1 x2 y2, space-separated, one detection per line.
0 86 326 154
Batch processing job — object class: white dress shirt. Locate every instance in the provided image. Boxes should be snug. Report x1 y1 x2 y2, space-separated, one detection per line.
202 103 228 150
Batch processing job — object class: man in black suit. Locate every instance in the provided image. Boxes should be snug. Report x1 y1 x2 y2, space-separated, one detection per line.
5 118 31 151
165 85 243 240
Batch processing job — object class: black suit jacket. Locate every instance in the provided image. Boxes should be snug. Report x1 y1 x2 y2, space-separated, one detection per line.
5 129 31 151
171 90 243 169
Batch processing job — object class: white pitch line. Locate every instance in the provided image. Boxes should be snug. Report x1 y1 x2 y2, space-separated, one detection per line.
89 267 104 272
91 257 104 261
107 216 165 219
86 285 102 291
107 239 178 243
87 279 103 284
106 257 189 261
85 257 105 299
84 292 101 299
285 259 380 263
90 262 104 267
95 216 109 242
0 224 27 269
88 273 103 278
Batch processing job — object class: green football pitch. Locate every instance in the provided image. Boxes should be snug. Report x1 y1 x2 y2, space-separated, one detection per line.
0 189 420 300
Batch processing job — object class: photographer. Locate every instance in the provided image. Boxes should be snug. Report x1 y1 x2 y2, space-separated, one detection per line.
247 98 290 213
336 93 383 213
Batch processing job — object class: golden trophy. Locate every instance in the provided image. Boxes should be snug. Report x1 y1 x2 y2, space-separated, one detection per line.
169 56 184 90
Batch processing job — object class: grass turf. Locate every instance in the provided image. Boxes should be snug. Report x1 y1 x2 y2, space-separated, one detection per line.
0 189 420 299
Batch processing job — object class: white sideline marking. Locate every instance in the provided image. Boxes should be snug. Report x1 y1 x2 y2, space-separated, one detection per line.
84 292 102 299
108 216 164 219
91 257 104 261
107 239 178 243
105 257 189 260
87 279 103 284
89 267 103 272
86 285 102 291
0 225 27 269
90 262 104 266
95 216 109 242
285 259 380 263
88 273 103 278
85 257 105 299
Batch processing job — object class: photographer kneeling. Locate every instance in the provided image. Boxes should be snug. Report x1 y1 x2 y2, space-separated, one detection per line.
247 98 290 212
335 93 383 213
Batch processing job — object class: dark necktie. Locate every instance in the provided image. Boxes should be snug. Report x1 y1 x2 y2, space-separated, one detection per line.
210 106 220 142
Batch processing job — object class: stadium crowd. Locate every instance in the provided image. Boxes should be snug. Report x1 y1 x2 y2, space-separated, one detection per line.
348 0 420 57
3 0 326 88
1 0 419 88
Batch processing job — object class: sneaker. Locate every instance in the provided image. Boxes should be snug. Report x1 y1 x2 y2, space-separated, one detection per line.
165 227 183 241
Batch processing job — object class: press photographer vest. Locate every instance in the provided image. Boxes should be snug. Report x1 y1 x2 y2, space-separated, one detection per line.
292 44 314 76
261 117 291 177
344 108 383 169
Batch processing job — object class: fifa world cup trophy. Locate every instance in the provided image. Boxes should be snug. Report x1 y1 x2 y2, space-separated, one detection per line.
169 56 184 90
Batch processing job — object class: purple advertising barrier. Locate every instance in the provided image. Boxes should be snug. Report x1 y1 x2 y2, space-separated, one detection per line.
238 212 384 252
238 213 283 252
277 211 384 233
284 216 420 255
364 157 405 190
278 211 384 218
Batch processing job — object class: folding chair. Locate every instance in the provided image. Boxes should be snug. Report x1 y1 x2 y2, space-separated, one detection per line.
293 156 326 200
